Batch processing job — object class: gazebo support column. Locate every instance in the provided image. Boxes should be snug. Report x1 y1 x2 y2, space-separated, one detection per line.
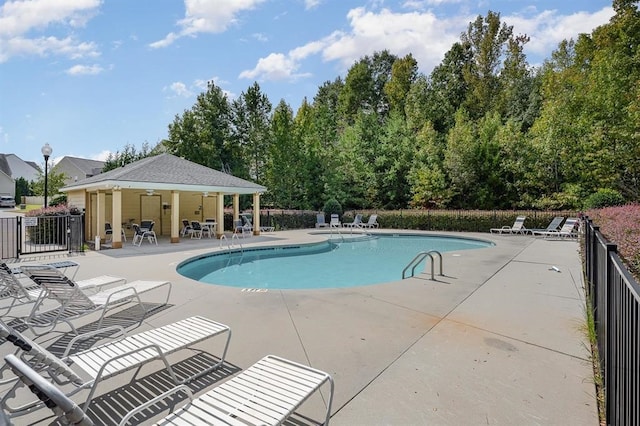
97 190 106 243
233 193 240 223
216 192 224 239
253 192 261 236
171 191 180 243
112 188 123 249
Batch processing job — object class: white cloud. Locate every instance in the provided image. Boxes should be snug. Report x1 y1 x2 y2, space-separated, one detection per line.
241 5 614 84
402 0 463 9
240 7 462 82
0 0 102 62
150 0 267 49
305 0 321 10
239 52 312 81
166 81 193 98
323 7 461 72
252 32 268 42
66 63 103 75
92 150 112 161
505 7 615 60
194 76 229 91
0 36 100 63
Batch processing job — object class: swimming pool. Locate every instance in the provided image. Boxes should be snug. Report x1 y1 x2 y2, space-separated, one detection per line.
177 234 493 290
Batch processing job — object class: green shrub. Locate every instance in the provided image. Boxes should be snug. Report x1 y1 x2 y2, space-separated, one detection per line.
322 198 343 219
583 188 625 209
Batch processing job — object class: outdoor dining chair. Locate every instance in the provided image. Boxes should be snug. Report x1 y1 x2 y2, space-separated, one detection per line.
132 223 157 246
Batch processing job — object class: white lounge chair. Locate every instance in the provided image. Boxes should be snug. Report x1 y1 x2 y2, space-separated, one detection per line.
1 263 125 320
343 213 363 228
0 315 231 416
4 353 333 426
490 216 528 234
529 216 565 234
316 213 329 228
242 214 275 232
19 265 171 336
532 217 579 239
330 214 341 228
361 214 379 229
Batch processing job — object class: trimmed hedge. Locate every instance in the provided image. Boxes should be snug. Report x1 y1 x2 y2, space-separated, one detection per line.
238 209 580 233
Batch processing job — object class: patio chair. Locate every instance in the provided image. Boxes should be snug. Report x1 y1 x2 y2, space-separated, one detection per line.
19 264 171 336
0 315 231 416
105 222 126 242
190 221 202 239
490 216 528 234
5 352 333 426
316 213 329 228
234 218 252 238
180 219 193 237
330 214 341 228
532 217 580 239
132 223 157 246
343 213 363 228
361 214 379 229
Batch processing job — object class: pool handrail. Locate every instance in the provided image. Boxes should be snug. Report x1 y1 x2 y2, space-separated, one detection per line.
402 250 443 280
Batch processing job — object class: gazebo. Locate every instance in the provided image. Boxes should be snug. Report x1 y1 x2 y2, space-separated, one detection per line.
59 153 267 248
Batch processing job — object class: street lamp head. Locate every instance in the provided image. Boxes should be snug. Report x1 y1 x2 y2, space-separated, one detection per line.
41 143 53 158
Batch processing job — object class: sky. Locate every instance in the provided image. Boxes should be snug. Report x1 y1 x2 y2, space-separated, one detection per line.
0 0 614 166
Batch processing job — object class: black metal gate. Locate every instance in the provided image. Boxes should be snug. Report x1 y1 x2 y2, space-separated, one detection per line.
0 214 84 259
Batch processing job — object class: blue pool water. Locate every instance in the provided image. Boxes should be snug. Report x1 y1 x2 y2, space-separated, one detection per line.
177 234 493 289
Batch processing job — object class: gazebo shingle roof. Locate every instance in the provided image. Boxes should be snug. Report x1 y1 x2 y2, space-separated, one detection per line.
61 153 266 194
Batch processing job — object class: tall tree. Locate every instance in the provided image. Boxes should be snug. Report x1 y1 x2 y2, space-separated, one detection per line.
103 142 160 172
408 122 451 208
461 11 514 119
295 98 325 209
232 82 272 184
384 54 418 115
165 82 236 172
333 111 380 209
376 111 414 208
417 42 472 134
265 100 304 208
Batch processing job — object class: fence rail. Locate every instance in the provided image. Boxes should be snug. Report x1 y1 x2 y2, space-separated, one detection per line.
0 214 84 259
583 217 640 426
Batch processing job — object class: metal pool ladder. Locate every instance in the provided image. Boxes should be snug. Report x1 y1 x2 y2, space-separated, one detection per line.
219 234 243 253
402 250 443 280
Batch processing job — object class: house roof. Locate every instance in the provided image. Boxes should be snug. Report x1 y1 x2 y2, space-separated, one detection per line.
60 153 267 195
0 153 40 181
0 155 11 177
56 156 105 175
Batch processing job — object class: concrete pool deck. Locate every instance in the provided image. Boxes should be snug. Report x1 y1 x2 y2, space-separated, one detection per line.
3 229 599 425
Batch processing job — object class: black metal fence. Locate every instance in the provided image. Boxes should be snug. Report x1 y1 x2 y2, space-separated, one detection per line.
0 214 84 259
583 217 640 426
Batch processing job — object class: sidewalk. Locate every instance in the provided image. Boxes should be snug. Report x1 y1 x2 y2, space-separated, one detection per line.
5 230 598 425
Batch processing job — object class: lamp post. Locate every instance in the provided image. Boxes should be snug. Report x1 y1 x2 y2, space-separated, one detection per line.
41 143 53 208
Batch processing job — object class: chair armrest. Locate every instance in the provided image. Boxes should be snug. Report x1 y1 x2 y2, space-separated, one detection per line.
62 325 126 357
118 385 192 426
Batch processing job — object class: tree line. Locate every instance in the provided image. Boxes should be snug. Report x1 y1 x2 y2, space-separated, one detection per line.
105 1 640 212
